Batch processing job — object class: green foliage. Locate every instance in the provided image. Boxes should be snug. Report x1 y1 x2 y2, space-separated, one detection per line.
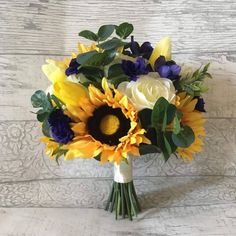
138 108 152 130
52 146 68 165
77 49 116 67
151 97 170 130
78 30 98 41
107 63 129 87
172 125 195 148
115 22 134 39
31 90 52 111
97 24 115 41
80 66 104 81
179 63 212 96
76 50 98 65
97 37 127 50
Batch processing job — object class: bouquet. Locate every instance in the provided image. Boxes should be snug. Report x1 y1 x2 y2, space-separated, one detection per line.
31 22 211 220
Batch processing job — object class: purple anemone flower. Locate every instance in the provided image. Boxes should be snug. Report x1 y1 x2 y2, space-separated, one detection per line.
48 109 74 144
122 57 149 81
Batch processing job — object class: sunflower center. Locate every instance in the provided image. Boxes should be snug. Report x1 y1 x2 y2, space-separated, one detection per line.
87 105 131 146
99 114 120 135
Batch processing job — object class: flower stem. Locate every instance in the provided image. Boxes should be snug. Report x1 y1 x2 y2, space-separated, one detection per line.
105 181 141 221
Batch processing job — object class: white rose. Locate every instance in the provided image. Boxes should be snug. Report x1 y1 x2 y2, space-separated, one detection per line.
118 72 176 111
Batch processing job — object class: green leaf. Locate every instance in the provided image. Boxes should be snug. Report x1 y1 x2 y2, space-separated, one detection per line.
108 63 123 78
166 104 177 124
102 49 117 65
78 30 98 41
151 97 169 129
80 66 104 81
97 37 127 50
172 114 181 134
163 135 172 156
138 109 152 130
37 112 50 122
109 75 129 88
139 144 161 155
97 25 115 41
76 50 98 65
116 22 134 39
50 94 64 109
31 90 51 110
42 119 51 137
172 125 195 148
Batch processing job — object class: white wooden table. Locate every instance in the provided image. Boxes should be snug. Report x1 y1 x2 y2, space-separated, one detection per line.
0 0 236 235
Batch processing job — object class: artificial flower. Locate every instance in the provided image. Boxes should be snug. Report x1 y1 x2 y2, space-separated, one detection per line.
65 58 80 76
130 36 153 59
176 92 206 160
149 37 172 68
118 72 176 111
42 59 67 83
194 97 206 112
121 57 149 81
154 56 181 80
48 109 74 144
52 78 150 164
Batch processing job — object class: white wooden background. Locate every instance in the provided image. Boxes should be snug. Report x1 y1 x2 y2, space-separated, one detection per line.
0 0 236 235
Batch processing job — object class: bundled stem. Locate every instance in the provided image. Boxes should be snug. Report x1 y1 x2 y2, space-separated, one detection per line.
105 181 141 221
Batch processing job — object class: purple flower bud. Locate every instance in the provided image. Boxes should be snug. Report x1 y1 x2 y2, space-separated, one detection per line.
195 97 206 112
65 58 80 76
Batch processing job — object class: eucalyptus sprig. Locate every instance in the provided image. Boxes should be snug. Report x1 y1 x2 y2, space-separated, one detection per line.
178 63 212 97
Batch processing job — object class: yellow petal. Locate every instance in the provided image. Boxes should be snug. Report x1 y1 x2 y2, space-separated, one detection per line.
149 37 172 68
42 59 67 83
53 81 88 107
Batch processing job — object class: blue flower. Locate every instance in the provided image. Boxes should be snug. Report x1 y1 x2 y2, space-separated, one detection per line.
65 58 80 76
154 56 181 80
122 57 149 81
48 109 74 144
130 36 153 59
194 97 206 112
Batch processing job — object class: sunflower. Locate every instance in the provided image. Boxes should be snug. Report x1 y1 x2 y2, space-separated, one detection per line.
52 78 150 164
176 92 206 160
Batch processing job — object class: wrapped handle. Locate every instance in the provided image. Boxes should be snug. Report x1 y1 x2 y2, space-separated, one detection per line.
114 156 133 183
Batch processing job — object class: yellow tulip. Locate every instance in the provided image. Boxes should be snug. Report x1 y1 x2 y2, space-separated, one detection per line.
53 81 88 107
149 37 172 69
42 59 67 83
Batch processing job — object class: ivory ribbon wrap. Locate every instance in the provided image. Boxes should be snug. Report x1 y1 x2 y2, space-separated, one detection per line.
114 156 133 183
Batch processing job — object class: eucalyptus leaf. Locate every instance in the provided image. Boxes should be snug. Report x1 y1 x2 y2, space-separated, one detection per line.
151 97 169 129
78 30 98 41
42 119 51 137
97 37 127 50
172 125 195 148
98 24 115 41
116 22 134 39
76 50 98 65
138 109 152 130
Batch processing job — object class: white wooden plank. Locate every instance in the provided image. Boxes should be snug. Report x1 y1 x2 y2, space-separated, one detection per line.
0 53 236 120
1 205 235 236
0 119 235 182
1 0 236 55
0 176 236 208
